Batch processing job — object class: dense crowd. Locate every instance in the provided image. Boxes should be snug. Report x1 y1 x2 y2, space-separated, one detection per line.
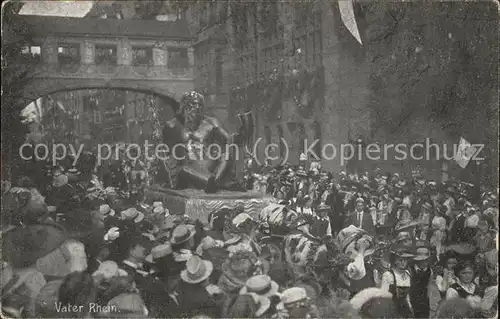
1 154 498 318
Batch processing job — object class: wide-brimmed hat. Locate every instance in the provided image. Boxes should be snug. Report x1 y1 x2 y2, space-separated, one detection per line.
180 255 214 284
413 247 431 261
355 197 365 204
394 220 421 233
170 224 196 245
145 244 173 263
350 288 393 311
99 204 115 216
52 173 68 187
120 208 144 223
390 244 415 258
316 203 331 212
337 225 366 253
281 287 309 306
67 167 80 175
422 202 433 211
232 213 256 228
92 261 127 279
240 275 280 298
445 243 476 257
107 293 148 316
152 201 163 208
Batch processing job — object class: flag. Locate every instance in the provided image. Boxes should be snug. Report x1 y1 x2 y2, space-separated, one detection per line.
338 0 362 45
454 137 477 169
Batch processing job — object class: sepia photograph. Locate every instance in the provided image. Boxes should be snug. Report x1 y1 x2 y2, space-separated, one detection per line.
1 0 498 318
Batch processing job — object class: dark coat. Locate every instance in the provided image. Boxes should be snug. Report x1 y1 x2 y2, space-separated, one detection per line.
345 210 376 235
177 283 222 318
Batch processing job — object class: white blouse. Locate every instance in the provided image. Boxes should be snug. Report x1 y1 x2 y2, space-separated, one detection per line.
380 269 411 292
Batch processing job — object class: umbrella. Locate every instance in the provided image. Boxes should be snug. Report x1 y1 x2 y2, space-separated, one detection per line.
1 223 68 268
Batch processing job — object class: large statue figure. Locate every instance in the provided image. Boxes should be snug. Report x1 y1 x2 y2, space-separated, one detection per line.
162 91 253 193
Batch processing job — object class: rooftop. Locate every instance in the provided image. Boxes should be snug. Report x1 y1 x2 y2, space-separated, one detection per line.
18 15 192 40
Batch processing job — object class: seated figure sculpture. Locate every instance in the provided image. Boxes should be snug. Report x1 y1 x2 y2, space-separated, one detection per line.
162 91 252 193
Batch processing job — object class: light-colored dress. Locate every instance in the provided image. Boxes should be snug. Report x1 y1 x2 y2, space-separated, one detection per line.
430 216 447 255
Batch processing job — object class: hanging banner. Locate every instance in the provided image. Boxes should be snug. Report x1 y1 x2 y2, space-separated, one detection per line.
454 137 477 169
338 0 362 45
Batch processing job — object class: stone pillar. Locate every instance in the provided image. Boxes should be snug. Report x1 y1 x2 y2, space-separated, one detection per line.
81 40 95 65
118 39 131 66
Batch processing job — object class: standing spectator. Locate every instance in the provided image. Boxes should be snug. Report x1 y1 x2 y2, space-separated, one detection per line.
430 206 448 258
380 245 414 318
409 246 432 319
446 260 482 309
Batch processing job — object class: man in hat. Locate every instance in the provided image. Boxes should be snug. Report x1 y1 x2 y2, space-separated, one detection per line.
345 198 375 235
409 244 432 319
307 203 332 238
177 255 222 317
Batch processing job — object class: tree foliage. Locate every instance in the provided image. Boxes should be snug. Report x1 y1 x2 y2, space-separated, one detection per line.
1 1 37 180
360 1 498 185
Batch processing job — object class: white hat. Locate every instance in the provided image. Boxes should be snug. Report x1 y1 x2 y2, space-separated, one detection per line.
92 261 127 279
232 213 254 228
240 275 280 298
350 288 392 310
413 247 431 261
153 201 163 208
99 204 115 216
145 244 173 263
180 255 213 284
281 287 308 305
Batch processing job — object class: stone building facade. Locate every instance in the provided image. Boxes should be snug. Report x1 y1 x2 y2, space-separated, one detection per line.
187 1 372 173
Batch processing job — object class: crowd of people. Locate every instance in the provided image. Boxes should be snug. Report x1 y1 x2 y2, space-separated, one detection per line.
1 153 498 319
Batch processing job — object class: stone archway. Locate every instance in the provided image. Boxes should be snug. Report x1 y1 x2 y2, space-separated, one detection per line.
22 77 184 112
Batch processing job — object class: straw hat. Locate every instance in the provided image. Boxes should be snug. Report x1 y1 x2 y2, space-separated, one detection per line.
232 213 255 228
180 255 214 284
390 244 414 258
152 201 163 208
281 287 309 306
240 275 280 298
413 247 431 261
120 208 144 223
350 288 393 311
107 293 148 316
92 261 127 279
170 224 196 245
145 244 173 263
99 204 115 216
355 197 365 204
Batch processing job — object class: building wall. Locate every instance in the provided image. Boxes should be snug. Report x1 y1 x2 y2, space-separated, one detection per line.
188 1 373 173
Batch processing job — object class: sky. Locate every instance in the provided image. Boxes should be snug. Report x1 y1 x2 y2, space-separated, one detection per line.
19 1 94 17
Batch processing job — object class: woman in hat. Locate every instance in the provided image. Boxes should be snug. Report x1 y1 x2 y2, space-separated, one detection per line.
435 250 460 300
416 201 434 240
446 260 482 310
277 287 320 319
380 245 415 318
430 205 448 257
